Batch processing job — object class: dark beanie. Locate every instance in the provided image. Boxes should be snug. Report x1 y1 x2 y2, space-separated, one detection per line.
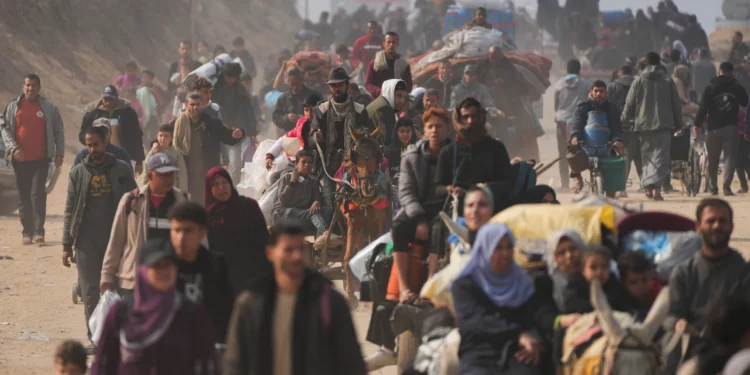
223 62 242 78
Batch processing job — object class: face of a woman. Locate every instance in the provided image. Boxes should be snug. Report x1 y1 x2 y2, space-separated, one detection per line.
211 175 232 202
491 236 514 273
464 190 493 231
146 258 177 292
554 238 582 274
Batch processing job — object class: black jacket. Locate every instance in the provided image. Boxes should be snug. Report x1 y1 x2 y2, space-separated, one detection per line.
207 197 271 296
169 112 244 169
562 275 630 314
212 78 258 136
570 97 624 142
273 85 321 132
308 99 373 172
223 270 366 375
607 75 635 113
175 246 234 343
423 75 460 109
696 76 749 130
435 135 511 191
80 98 145 162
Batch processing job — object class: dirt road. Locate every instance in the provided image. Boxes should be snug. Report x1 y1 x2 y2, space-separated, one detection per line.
3 94 750 374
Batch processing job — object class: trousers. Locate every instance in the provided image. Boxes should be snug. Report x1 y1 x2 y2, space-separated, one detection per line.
11 158 49 237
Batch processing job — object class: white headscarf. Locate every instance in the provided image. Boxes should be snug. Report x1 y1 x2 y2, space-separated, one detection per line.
672 40 688 62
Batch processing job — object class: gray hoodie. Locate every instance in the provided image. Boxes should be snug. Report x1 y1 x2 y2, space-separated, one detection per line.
622 65 683 132
553 75 590 124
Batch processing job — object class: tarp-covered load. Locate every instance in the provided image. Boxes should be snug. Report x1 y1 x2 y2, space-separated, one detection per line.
273 50 333 90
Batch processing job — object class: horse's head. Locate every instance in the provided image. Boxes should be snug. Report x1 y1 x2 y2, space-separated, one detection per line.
348 126 383 200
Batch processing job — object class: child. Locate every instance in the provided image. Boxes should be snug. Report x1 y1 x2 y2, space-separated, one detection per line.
618 250 669 322
383 117 416 182
272 149 330 237
141 124 188 191
563 247 628 314
114 60 141 90
54 340 87 375
265 93 322 183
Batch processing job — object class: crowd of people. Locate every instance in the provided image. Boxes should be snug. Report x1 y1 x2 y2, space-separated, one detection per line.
3 2 750 375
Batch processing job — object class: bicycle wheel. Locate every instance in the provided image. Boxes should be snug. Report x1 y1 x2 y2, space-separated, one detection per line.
691 150 702 196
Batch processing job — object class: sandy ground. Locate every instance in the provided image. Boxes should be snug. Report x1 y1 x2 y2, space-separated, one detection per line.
3 90 750 374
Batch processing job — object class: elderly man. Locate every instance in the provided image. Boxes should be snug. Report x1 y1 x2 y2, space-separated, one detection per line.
449 65 498 113
172 92 244 203
1 73 65 244
273 69 320 137
622 52 682 201
80 84 145 175
309 67 373 222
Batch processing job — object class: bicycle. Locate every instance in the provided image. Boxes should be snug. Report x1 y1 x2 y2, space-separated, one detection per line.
579 141 619 196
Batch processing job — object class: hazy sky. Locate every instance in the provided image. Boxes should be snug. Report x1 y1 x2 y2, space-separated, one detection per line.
297 0 722 33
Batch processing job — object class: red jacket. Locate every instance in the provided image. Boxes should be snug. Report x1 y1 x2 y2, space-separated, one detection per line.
352 35 383 69
364 59 414 99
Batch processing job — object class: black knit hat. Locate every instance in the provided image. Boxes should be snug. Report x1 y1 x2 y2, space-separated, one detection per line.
223 62 242 78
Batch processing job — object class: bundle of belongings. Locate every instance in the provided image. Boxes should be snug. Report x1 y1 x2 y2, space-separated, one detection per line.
273 51 333 90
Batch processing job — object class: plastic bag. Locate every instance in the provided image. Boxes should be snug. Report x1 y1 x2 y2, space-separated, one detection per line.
349 232 391 282
621 230 701 279
237 139 290 199
89 290 121 346
258 180 281 224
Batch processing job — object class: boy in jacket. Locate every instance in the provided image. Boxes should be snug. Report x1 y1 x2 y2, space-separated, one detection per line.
62 126 136 344
696 62 750 196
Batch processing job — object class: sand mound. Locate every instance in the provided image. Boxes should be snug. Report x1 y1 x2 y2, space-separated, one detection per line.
709 26 750 61
0 0 299 153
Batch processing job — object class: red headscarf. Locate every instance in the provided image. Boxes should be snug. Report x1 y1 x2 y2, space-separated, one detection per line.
204 167 249 228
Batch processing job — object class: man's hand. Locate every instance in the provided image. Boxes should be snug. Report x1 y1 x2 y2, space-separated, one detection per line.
399 288 416 304
150 143 160 154
309 201 321 215
415 222 429 240
232 128 243 139
265 158 274 171
134 162 143 176
570 137 579 146
313 130 324 142
99 282 115 294
446 185 464 196
495 109 506 119
560 313 582 328
62 248 75 267
291 170 300 182
288 113 299 123
12 149 24 162
54 156 63 168
612 141 624 154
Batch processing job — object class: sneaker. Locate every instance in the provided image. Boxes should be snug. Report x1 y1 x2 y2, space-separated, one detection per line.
365 348 397 372
724 189 735 197
33 235 45 244
740 186 749 194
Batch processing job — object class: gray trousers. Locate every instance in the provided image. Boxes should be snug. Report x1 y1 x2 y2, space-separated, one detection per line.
75 235 108 340
623 130 643 185
706 125 739 192
555 121 570 187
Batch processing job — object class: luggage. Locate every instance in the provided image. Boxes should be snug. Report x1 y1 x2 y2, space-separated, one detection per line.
443 6 515 38
671 128 691 162
567 147 590 174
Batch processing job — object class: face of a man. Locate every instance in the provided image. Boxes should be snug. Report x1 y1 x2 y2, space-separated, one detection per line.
464 72 476 84
148 171 175 194
266 234 307 279
329 81 348 98
590 86 607 103
734 35 743 46
438 63 451 80
367 23 378 37
423 94 438 109
288 76 302 92
423 116 448 145
197 42 209 56
186 98 203 117
170 220 206 261
475 10 486 24
296 156 313 175
383 35 399 54
102 96 118 110
224 75 239 86
489 47 503 63
23 78 41 101
179 42 192 59
199 88 212 104
697 206 734 252
459 106 480 127
85 133 107 164
393 90 408 111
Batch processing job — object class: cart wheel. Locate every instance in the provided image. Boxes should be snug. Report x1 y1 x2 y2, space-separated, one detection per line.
72 283 80 304
396 331 420 375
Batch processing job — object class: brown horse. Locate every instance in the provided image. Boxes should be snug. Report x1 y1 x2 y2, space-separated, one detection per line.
340 126 390 308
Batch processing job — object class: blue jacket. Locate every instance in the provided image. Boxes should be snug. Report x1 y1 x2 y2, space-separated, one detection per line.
72 143 131 169
570 97 623 143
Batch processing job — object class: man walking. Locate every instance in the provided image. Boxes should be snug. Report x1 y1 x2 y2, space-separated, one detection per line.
62 126 136 346
1 74 65 244
100 153 187 297
365 31 413 99
554 60 590 192
212 62 258 182
80 84 145 175
272 69 319 137
622 52 683 201
695 62 749 196
692 48 718 103
72 118 131 167
168 40 201 94
223 221 366 374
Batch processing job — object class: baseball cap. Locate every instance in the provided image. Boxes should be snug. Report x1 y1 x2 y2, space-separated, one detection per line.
101 84 118 99
138 239 177 267
92 118 111 129
463 65 478 75
147 153 180 174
